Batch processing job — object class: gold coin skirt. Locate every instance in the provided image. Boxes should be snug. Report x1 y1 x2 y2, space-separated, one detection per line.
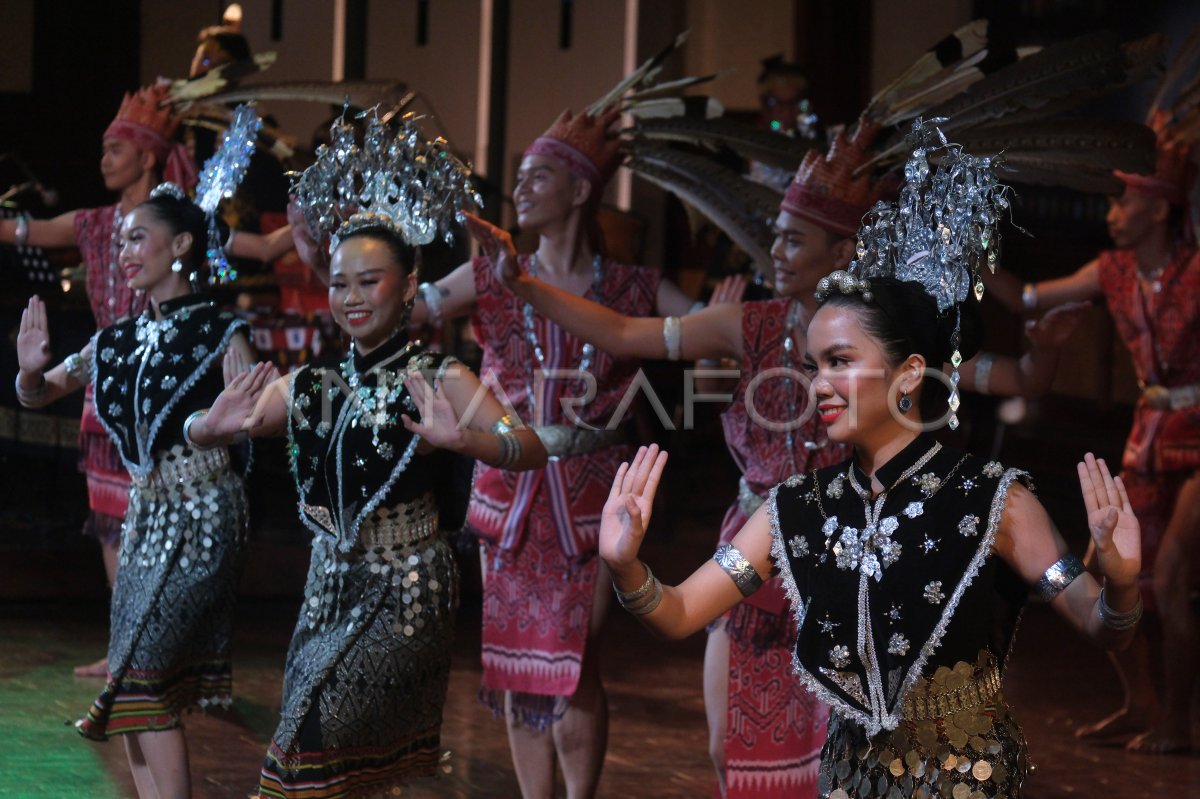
258 530 459 799
77 461 248 740
818 651 1028 799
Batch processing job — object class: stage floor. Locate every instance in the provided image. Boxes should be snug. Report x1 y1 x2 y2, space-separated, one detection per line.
1 590 1195 798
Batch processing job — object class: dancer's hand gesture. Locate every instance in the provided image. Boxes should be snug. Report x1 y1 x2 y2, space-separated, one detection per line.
464 213 520 286
223 343 252 387
600 445 669 571
204 360 278 442
709 274 748 307
1026 301 1089 351
1077 452 1140 589
401 369 465 451
288 196 329 278
17 296 53 375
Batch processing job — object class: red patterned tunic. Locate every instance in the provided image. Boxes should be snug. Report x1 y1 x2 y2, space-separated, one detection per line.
1097 244 1200 603
719 298 847 798
74 205 149 541
468 254 661 728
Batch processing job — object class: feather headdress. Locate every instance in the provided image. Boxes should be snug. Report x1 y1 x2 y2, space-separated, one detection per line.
1117 25 1200 213
859 28 1165 195
609 24 1162 280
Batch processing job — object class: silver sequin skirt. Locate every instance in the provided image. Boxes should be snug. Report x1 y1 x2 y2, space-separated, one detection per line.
78 449 248 739
260 502 459 796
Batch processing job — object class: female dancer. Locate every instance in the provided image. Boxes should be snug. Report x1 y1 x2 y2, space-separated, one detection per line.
472 122 1085 797
1 83 292 676
16 184 254 798
191 113 549 798
596 128 1143 797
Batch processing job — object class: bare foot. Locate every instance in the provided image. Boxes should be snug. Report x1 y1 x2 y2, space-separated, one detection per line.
1127 729 1193 755
1075 708 1149 740
73 657 108 678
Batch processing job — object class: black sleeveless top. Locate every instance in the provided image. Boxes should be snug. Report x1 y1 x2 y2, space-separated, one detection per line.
287 333 468 552
769 434 1031 736
92 294 247 480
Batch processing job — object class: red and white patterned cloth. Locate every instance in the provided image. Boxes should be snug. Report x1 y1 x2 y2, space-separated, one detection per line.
719 298 847 798
468 254 660 727
74 205 150 541
1098 243 1200 607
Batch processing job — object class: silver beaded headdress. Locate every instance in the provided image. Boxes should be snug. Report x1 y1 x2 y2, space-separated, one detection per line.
194 103 262 283
815 118 1012 429
292 108 481 255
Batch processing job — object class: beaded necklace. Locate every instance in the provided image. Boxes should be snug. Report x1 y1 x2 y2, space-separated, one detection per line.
338 339 420 450
523 251 604 422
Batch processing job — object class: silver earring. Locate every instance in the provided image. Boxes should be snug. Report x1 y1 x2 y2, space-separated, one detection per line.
898 391 913 413
171 258 184 273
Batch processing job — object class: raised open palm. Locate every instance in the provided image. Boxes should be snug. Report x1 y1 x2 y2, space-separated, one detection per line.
599 445 669 570
17 296 53 375
401 369 466 451
206 359 278 441
1077 452 1140 589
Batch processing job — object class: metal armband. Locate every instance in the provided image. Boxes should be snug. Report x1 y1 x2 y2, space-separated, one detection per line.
714 543 763 597
1035 554 1084 602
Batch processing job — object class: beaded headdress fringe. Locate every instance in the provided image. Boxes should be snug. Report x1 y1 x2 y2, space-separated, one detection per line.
816 118 1010 429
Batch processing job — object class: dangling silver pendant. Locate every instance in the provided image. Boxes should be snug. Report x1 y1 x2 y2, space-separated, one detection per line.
171 258 184 273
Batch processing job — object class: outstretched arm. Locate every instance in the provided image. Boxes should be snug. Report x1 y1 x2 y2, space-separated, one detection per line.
993 454 1141 650
958 301 1089 398
0 210 79 250
14 295 88 408
410 258 479 326
985 259 1103 315
599 445 771 639
228 225 296 262
465 213 744 361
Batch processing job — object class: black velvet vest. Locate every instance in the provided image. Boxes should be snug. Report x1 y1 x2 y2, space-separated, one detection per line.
770 434 1031 735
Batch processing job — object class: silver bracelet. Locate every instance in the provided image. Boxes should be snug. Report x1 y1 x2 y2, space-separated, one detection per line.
663 316 682 361
615 563 656 603
1036 554 1084 602
14 372 47 406
493 430 522 469
713 544 763 597
625 578 664 615
1098 587 1143 631
616 564 663 615
63 352 87 383
14 213 30 247
973 352 995 396
419 282 445 327
1021 282 1038 313
183 409 212 450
